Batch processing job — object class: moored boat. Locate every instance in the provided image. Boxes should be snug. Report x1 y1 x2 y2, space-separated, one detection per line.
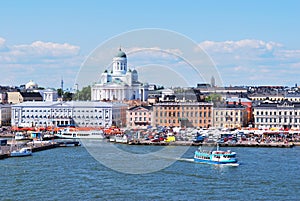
14 132 27 140
10 147 32 157
115 134 128 143
55 127 104 139
194 144 238 165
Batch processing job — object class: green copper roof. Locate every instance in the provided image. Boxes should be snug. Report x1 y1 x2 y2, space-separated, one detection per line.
115 48 126 58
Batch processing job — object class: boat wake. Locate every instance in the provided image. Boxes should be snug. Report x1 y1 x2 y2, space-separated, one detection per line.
176 158 195 163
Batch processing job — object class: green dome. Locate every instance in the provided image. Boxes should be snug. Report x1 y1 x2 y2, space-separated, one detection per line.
115 48 127 58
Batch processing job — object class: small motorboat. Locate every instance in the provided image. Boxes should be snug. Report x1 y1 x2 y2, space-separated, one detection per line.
10 147 32 157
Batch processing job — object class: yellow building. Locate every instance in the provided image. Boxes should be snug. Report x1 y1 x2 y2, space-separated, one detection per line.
213 104 248 128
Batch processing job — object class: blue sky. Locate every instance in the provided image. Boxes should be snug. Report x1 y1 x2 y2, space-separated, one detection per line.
1 0 300 89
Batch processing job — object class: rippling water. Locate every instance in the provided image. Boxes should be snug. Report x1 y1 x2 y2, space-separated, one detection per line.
1 144 299 201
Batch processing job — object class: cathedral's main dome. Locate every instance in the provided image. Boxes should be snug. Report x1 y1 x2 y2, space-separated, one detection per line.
115 48 127 58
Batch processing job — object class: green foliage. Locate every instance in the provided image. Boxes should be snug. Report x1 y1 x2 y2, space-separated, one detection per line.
73 85 91 101
205 93 222 103
63 92 73 101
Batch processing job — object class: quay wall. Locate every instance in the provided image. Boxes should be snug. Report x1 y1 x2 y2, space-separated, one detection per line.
125 140 295 148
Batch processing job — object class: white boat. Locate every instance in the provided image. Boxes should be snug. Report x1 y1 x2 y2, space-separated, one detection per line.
115 134 128 143
15 132 27 140
10 147 32 157
55 127 105 139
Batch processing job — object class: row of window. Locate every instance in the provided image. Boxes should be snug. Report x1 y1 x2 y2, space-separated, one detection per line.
130 117 151 122
20 121 104 126
215 111 242 116
20 115 108 119
215 117 240 122
21 109 107 113
155 119 210 124
116 62 126 71
129 112 148 115
256 118 300 123
155 111 211 118
256 110 299 116
155 106 211 110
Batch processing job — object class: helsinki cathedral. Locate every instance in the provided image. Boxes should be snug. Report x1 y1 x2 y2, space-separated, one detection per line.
91 48 148 101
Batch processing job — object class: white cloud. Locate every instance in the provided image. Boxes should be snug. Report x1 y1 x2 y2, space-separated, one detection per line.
199 39 282 53
198 39 300 86
0 37 8 51
0 37 83 88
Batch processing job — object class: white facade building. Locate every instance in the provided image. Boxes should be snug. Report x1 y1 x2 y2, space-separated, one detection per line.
11 101 127 128
91 48 148 101
253 100 300 129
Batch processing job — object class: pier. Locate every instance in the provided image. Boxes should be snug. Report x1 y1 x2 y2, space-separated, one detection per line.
0 140 80 160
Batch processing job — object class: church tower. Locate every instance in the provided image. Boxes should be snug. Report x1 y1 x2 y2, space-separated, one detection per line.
112 48 127 75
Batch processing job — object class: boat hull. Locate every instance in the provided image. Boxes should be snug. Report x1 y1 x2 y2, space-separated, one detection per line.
55 135 104 140
10 148 32 157
10 152 32 157
194 157 238 165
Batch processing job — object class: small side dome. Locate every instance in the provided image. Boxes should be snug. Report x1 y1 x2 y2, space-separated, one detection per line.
115 48 127 58
25 80 38 89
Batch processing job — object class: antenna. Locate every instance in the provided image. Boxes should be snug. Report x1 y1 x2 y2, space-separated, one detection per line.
61 77 64 101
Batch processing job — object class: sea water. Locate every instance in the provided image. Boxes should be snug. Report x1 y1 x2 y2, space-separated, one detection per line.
0 144 299 200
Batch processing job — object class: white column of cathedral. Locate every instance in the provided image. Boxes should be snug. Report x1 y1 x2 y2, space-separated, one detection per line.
106 89 109 100
96 89 100 100
122 89 125 100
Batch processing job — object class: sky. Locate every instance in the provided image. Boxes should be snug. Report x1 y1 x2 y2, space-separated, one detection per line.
0 0 300 89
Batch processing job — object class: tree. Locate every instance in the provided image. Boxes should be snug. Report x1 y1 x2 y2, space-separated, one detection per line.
73 85 91 101
205 93 222 105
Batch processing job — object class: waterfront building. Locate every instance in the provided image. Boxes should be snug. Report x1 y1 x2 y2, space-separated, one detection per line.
7 92 43 104
91 48 148 101
213 104 248 129
126 105 153 128
0 104 11 126
253 100 300 129
11 101 127 128
152 102 213 128
226 97 252 125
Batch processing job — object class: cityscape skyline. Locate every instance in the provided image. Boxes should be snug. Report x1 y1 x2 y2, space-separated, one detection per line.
1 1 300 89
